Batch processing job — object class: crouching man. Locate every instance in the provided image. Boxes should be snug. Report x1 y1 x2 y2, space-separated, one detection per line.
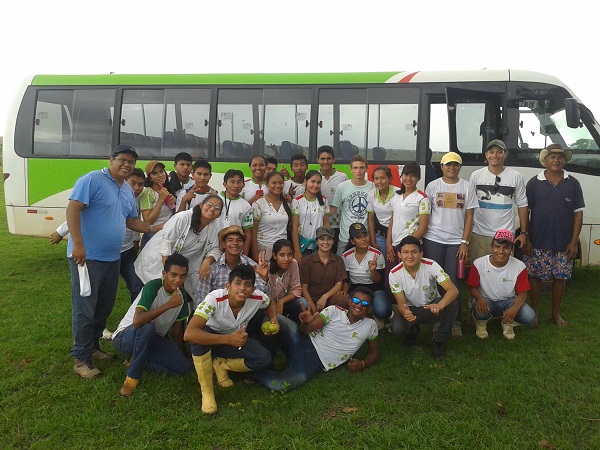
388 236 459 360
468 229 536 339
112 253 194 397
253 286 379 392
184 264 278 414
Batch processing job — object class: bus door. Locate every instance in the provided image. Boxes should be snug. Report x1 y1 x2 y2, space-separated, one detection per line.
445 87 504 163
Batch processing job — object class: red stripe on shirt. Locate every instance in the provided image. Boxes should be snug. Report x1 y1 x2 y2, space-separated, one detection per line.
390 263 404 274
215 294 228 302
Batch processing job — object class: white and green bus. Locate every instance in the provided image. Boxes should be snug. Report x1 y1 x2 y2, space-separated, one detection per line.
3 70 600 263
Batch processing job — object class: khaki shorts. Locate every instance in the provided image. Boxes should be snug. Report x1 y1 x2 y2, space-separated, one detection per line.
470 233 493 262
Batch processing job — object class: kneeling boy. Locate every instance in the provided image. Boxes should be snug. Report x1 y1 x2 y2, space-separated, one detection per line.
112 253 194 397
184 264 278 414
468 229 536 339
388 236 459 360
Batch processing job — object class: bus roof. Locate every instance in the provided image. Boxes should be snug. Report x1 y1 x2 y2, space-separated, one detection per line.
30 70 568 88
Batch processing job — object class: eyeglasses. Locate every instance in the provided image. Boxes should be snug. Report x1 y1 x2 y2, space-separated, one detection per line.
351 297 371 308
492 176 501 194
204 201 222 212
113 157 136 166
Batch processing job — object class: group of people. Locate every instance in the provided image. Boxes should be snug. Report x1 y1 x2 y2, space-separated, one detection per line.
58 138 584 415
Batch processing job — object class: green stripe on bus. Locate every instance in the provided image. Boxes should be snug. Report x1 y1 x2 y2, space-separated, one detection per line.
31 72 401 86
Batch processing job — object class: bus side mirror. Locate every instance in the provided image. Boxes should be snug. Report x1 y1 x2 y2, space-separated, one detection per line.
565 98 581 128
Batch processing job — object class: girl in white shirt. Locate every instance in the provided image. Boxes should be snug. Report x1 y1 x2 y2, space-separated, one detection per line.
386 161 431 264
291 170 330 262
367 166 396 261
139 161 176 248
251 171 292 261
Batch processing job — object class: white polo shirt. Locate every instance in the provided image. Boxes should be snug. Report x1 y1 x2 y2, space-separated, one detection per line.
342 246 385 285
291 194 330 239
242 178 269 202
389 190 431 246
218 192 253 230
252 197 290 250
388 258 449 307
194 288 270 334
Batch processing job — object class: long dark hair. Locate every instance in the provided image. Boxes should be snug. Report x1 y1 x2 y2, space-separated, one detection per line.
145 163 177 196
266 171 293 239
190 194 223 232
305 170 325 206
269 239 294 274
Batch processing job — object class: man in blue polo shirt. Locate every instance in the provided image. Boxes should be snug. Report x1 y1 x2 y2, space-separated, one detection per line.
67 144 153 379
523 144 585 326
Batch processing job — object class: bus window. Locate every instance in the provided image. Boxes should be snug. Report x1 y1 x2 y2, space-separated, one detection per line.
33 89 115 157
428 102 450 163
367 87 419 163
260 88 312 162
120 89 165 159
216 89 262 159
317 89 367 161
120 88 211 159
455 103 495 155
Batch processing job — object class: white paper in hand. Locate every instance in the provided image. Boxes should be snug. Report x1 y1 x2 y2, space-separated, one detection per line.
78 263 92 297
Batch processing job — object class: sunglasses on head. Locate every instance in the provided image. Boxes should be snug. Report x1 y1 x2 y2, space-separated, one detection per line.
351 297 371 308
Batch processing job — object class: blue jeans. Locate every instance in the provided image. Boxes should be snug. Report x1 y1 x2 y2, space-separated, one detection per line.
422 238 462 321
112 323 193 379
471 298 536 325
372 289 392 320
281 296 309 323
375 233 387 261
253 315 324 392
189 327 272 371
69 258 120 362
119 246 144 303
390 298 458 343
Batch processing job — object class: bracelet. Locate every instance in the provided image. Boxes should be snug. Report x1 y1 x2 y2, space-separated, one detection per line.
147 225 152 233
361 360 365 370
460 239 470 245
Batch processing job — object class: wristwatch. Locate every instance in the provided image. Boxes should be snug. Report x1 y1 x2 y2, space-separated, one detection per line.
460 239 470 245
521 231 529 236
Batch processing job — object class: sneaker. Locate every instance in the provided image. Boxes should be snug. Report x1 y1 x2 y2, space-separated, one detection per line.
119 376 139 397
102 328 113 340
451 321 463 337
432 340 446 360
404 324 420 347
373 317 385 331
92 348 116 361
73 359 101 379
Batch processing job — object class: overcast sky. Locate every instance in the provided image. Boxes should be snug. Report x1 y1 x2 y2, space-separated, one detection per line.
0 0 596 135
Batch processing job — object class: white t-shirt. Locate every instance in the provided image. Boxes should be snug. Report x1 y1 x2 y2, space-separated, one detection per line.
342 246 385 285
320 170 348 229
252 197 290 251
284 179 306 198
242 178 269 202
366 186 398 228
467 255 530 302
310 305 378 371
389 190 431 246
291 194 330 239
424 178 478 244
331 180 374 243
194 288 270 334
469 167 528 236
388 258 449 307
218 192 253 230
175 189 212 211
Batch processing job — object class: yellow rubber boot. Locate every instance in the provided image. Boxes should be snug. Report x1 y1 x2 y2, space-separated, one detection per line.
475 320 489 339
213 357 251 388
193 353 218 414
502 322 517 340
119 376 139 397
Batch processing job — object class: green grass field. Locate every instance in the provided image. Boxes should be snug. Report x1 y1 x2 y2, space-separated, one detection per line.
0 168 599 449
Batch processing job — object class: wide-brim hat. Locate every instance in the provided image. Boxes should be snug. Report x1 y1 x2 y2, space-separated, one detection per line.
539 144 572 167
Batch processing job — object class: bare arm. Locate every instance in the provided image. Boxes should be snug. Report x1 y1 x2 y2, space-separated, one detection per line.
368 212 378 248
566 210 583 260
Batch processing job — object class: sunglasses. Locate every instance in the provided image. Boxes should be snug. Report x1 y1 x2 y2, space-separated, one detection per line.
351 297 371 308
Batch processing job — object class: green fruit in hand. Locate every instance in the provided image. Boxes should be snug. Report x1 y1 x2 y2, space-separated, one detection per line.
261 322 271 333
267 323 278 333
